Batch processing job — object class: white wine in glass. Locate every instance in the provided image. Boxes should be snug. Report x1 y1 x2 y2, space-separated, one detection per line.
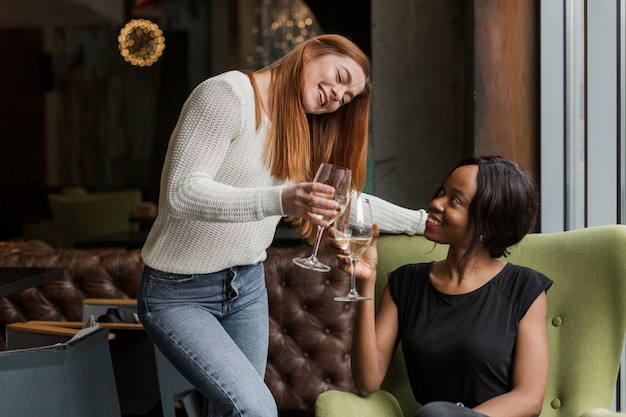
292 163 352 272
334 192 373 301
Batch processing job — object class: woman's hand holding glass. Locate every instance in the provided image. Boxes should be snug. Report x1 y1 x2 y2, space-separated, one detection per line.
332 193 378 301
292 163 352 272
281 182 345 228
330 222 379 285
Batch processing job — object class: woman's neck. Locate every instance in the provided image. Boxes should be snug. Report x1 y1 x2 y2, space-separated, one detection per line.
430 250 504 294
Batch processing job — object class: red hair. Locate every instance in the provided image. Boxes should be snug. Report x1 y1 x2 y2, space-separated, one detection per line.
249 34 372 242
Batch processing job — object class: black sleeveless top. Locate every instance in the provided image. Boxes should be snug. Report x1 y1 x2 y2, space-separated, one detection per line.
388 262 552 408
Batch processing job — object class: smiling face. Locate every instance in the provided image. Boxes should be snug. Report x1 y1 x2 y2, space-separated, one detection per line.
424 164 479 247
301 53 367 114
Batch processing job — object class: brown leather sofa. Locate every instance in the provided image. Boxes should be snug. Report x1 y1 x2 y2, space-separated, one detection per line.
0 240 356 416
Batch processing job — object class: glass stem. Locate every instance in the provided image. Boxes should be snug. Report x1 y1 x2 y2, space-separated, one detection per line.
350 257 358 295
310 225 324 259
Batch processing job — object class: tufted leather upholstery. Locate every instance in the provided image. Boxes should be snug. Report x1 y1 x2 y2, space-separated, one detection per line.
0 240 356 414
265 246 356 411
0 241 143 349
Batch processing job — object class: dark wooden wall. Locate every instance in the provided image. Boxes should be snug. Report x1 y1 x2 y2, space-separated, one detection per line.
0 27 189 240
0 29 48 238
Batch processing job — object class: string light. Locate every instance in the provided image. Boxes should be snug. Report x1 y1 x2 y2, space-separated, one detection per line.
118 19 165 67
246 0 320 68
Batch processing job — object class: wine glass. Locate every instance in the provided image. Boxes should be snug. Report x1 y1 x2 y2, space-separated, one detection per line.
292 163 352 272
334 192 374 302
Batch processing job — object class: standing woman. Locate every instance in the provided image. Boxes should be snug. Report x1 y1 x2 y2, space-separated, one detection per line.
341 156 552 417
138 34 426 417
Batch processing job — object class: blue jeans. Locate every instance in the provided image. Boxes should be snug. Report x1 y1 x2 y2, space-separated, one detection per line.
137 263 278 417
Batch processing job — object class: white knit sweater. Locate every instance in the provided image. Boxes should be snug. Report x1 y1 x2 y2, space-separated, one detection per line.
142 71 427 274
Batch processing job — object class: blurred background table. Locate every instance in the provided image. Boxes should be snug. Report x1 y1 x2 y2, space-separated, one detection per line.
0 267 64 297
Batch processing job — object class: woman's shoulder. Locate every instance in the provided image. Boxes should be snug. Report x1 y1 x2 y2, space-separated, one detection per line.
389 262 432 287
182 71 254 117
494 263 553 306
214 70 250 83
387 263 433 307
500 263 552 285
194 71 252 97
391 262 432 275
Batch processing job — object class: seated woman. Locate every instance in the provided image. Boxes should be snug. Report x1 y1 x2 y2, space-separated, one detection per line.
330 155 553 417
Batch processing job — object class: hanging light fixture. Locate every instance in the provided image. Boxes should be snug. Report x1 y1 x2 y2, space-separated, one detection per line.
118 18 165 67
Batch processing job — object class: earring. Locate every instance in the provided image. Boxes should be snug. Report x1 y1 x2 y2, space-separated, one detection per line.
479 235 484 242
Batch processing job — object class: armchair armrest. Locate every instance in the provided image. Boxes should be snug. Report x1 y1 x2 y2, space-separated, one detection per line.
581 409 626 417
315 390 404 417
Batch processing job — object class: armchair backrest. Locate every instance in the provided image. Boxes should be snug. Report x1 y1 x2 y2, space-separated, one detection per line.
374 225 626 417
48 189 142 248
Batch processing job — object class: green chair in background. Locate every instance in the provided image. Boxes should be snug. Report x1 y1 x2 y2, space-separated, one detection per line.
47 189 142 248
316 225 626 417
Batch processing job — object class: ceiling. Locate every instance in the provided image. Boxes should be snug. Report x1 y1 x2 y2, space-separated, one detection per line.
0 0 124 28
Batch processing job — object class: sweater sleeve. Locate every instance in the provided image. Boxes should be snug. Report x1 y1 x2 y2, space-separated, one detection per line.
364 193 427 235
162 72 284 223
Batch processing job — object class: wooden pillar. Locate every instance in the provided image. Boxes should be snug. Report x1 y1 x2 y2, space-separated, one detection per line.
468 0 539 177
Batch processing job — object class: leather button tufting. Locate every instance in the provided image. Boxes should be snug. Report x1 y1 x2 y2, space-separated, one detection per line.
552 317 562 327
551 399 561 409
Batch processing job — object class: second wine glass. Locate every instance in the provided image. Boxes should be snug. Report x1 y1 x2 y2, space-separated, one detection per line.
292 163 352 272
334 192 374 301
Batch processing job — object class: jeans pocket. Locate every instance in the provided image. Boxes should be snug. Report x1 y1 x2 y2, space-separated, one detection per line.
140 266 198 304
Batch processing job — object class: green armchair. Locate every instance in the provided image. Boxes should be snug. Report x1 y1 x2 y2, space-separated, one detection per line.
47 188 142 248
316 225 626 417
